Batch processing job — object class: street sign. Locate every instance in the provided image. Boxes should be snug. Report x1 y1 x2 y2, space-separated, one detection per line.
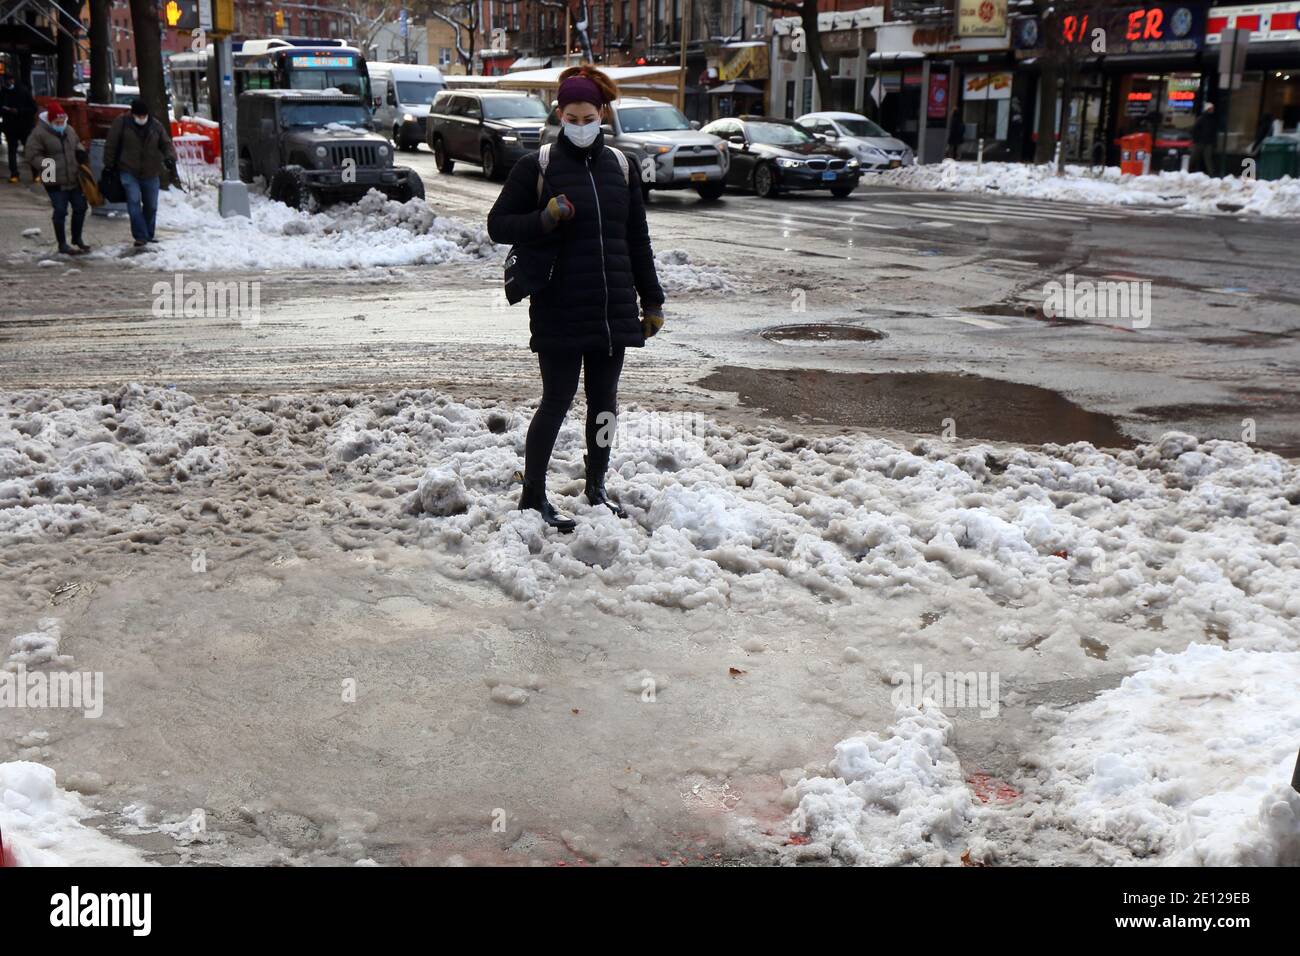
399 9 408 38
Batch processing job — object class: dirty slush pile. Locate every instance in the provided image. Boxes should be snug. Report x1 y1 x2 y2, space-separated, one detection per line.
2 383 1298 865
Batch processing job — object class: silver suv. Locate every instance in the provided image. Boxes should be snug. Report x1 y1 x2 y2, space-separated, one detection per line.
542 97 728 201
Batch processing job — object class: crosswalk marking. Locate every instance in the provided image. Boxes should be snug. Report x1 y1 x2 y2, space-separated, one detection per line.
934 201 1099 222
867 202 1003 224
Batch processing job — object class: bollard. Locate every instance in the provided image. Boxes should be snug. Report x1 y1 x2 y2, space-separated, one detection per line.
1181 154 1190 173
977 137 984 172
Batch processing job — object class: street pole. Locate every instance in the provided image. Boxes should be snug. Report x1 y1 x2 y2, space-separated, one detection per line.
215 34 250 218
677 0 691 113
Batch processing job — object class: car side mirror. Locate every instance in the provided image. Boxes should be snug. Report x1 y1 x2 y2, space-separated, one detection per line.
689 120 700 130
728 133 745 146
601 123 614 137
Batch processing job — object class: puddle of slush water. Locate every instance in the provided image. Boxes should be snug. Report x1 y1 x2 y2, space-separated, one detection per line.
698 366 1135 450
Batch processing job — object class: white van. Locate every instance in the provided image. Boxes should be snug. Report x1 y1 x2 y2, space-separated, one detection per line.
368 62 446 151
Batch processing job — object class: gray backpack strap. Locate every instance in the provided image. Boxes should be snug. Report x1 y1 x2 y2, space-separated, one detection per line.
535 143 552 200
606 144 629 184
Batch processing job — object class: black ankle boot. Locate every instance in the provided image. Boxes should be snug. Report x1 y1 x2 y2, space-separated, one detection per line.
584 454 627 518
519 479 576 533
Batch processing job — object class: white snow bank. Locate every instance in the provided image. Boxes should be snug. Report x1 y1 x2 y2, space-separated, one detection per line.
118 184 500 271
5 618 69 669
778 703 973 865
0 383 226 538
877 160 1300 218
653 249 735 294
1031 642 1300 865
0 762 147 866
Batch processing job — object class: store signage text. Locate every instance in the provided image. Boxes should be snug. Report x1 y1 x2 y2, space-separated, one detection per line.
1206 3 1300 43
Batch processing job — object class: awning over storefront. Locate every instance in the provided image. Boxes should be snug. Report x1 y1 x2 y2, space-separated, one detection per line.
709 80 763 96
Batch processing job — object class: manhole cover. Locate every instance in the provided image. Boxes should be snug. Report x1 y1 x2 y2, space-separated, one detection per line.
761 323 883 344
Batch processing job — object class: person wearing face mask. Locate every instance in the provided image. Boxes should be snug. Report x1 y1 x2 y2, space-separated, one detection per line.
487 66 665 533
24 101 91 255
104 98 178 247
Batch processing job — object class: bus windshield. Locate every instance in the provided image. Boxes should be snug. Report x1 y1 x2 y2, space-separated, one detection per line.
284 53 369 100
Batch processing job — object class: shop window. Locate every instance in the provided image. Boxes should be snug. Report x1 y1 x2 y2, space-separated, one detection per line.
1262 71 1300 132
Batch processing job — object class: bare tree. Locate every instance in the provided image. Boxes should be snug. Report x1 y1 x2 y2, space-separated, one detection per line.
748 0 831 109
127 0 168 122
88 0 113 104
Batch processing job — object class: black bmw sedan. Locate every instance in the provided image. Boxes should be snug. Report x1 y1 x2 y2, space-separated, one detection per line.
699 116 862 199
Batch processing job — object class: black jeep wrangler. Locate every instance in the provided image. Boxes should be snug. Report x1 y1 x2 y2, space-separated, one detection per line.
237 90 425 209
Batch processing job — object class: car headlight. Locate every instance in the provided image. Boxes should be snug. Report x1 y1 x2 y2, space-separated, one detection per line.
377 144 389 157
314 145 328 158
645 143 673 155
403 113 415 123
501 134 518 143
859 146 887 161
847 159 860 169
775 157 803 168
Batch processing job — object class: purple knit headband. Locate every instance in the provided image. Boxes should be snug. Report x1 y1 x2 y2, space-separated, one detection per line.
557 75 605 108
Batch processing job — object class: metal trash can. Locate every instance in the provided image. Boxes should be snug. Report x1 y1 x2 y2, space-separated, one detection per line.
1258 135 1300 181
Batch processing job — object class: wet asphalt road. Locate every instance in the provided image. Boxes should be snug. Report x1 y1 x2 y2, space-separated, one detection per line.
3 144 1299 454
402 145 1300 455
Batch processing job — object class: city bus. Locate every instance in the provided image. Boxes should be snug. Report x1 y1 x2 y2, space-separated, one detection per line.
169 37 372 122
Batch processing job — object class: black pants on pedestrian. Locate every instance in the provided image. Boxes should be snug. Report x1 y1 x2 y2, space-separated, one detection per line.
45 185 87 247
525 348 625 485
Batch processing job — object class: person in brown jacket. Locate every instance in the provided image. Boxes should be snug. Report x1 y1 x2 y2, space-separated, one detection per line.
104 98 178 246
24 101 90 255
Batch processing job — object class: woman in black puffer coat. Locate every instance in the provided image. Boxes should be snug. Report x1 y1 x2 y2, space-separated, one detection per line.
488 66 665 532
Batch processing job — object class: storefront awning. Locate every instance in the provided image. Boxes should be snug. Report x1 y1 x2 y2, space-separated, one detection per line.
709 80 763 96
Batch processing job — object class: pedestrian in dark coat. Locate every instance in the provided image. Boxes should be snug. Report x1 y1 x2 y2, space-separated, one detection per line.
104 98 178 246
25 101 90 254
946 106 964 159
1190 103 1218 176
2 75 37 183
487 65 665 532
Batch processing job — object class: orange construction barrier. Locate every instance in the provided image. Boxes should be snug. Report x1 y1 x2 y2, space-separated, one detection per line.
170 116 221 164
1119 132 1152 176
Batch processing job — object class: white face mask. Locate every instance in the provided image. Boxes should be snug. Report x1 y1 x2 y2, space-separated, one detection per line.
133 114 149 126
562 120 600 149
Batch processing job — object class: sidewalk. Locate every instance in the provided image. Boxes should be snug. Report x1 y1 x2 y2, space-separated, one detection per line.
2 150 136 263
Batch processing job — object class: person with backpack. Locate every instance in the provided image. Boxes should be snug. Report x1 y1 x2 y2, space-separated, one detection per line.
24 101 90 255
104 98 177 247
487 66 665 533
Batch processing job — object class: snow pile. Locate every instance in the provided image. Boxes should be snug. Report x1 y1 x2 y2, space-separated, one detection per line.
0 762 147 866
0 383 228 538
653 249 735 294
876 159 1300 217
778 703 973 865
1030 642 1300 865
123 184 500 271
5 618 68 669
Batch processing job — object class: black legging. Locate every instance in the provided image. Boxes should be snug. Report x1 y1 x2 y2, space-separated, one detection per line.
525 348 625 484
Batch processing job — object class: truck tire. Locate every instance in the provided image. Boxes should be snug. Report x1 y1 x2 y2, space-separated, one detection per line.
269 166 306 210
694 180 725 201
397 170 426 202
482 144 503 181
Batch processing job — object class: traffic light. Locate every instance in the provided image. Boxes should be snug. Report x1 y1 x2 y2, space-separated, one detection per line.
275 10 285 30
168 0 201 30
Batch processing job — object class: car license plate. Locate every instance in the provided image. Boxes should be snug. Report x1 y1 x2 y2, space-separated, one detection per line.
822 170 836 181
690 172 707 182
889 159 902 168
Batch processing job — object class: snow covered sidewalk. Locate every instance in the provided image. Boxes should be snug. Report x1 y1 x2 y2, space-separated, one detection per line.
876 159 1300 218
2 383 1297 865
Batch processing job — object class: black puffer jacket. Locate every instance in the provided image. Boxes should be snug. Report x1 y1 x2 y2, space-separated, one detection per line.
488 130 664 354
